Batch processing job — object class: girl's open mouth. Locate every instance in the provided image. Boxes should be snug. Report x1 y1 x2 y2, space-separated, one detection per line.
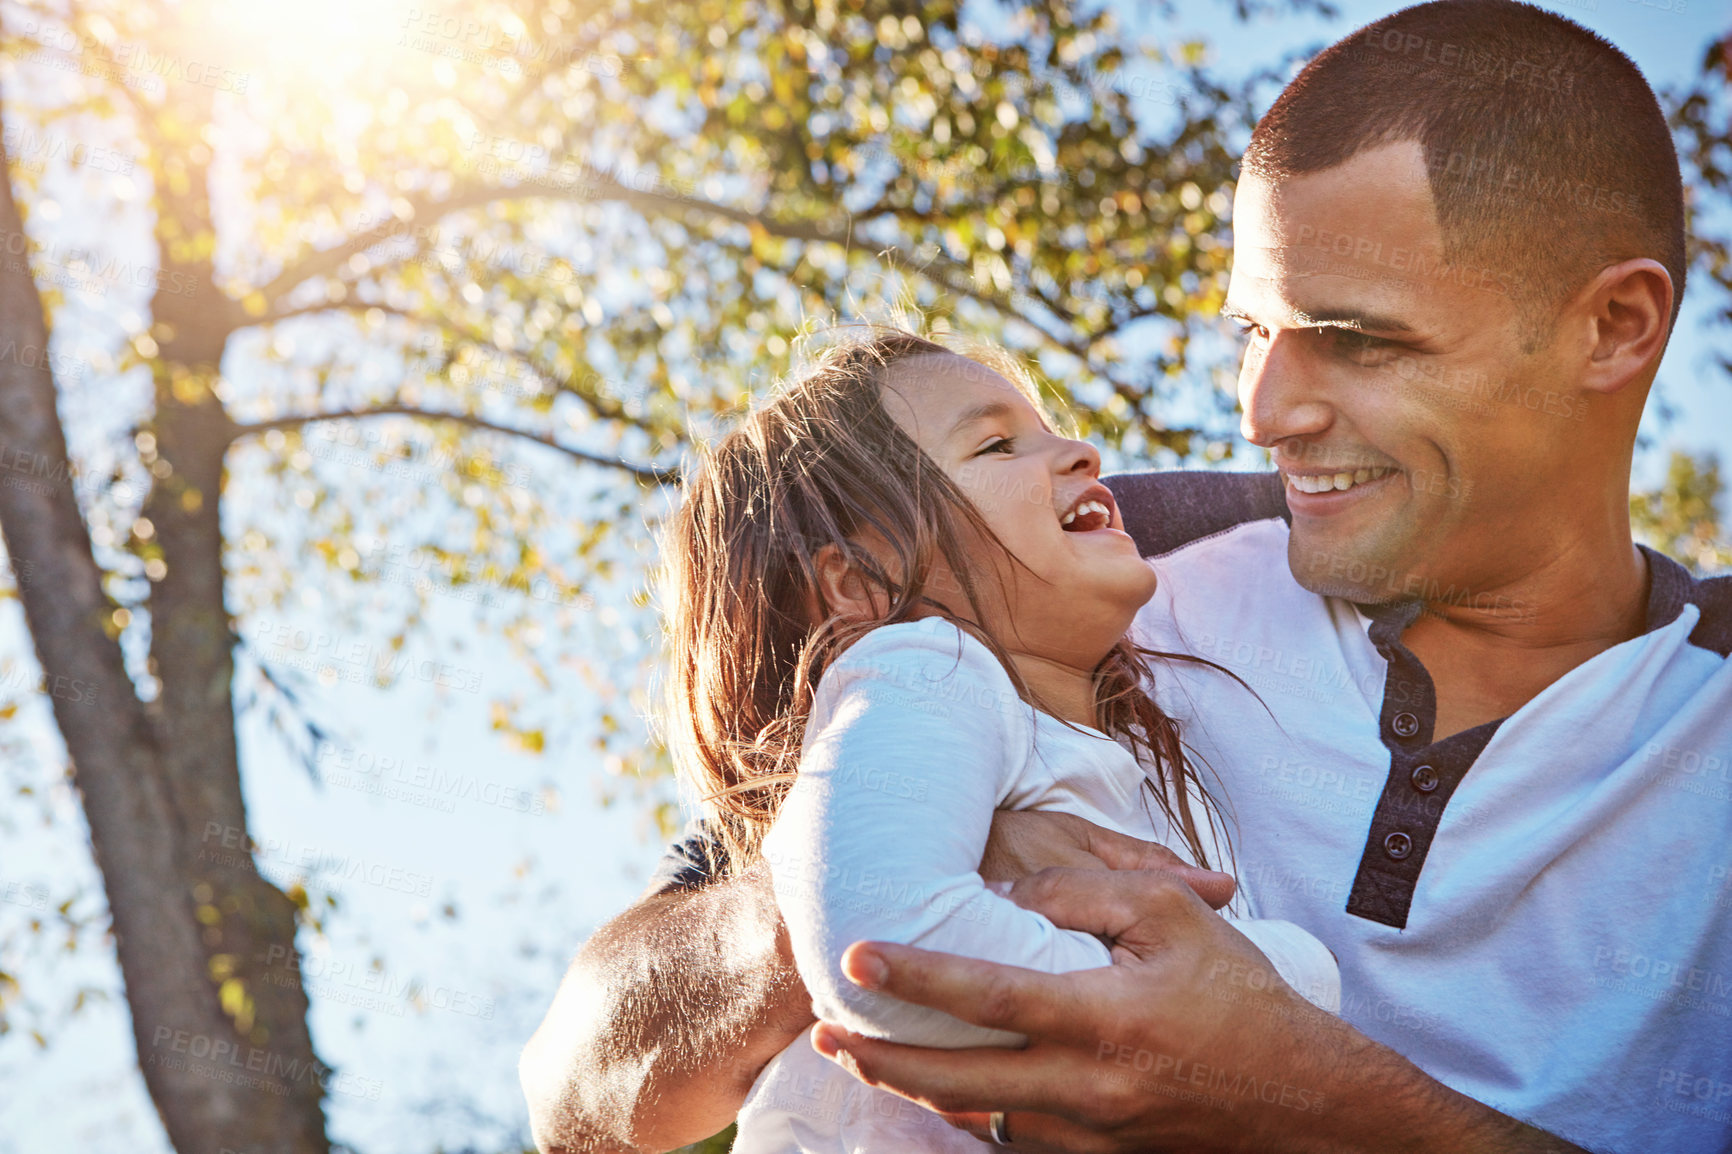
1059 485 1117 532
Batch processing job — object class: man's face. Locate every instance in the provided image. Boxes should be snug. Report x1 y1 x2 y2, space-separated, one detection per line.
1226 140 1585 605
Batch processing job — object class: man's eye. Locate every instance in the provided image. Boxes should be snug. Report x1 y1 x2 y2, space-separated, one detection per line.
1334 331 1396 363
1235 321 1270 342
974 437 1015 456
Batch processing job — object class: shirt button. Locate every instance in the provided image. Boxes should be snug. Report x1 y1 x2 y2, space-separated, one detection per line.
1410 764 1440 793
1391 712 1421 739
1384 831 1413 860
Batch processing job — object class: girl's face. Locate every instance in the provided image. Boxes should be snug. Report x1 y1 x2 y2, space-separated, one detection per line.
878 353 1159 670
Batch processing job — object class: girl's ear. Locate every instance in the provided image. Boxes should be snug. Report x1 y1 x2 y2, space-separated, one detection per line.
813 543 883 622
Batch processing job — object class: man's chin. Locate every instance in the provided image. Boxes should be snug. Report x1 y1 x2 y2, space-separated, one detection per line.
1287 533 1417 604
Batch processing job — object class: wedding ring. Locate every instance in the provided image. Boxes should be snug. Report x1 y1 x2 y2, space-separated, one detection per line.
988 1110 1012 1146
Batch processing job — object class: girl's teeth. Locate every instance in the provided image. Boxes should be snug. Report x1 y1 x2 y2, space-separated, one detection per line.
1062 500 1109 526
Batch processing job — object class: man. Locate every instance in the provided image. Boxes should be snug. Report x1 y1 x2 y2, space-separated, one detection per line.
521 2 1732 1151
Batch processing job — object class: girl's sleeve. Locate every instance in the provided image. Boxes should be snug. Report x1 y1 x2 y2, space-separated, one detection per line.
762 621 1111 1050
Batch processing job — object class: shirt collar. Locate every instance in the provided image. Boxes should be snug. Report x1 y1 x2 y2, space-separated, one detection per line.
1639 544 1694 635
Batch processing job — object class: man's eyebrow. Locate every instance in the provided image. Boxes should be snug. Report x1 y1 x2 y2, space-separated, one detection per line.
1291 307 1418 335
1220 303 1418 335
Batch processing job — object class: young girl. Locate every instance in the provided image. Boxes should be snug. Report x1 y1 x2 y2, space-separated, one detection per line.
662 329 1338 1152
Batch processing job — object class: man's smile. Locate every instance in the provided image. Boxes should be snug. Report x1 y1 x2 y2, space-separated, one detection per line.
1281 466 1398 495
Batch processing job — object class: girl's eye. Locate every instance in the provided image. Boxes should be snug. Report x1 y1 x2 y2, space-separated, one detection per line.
1235 320 1269 342
974 436 1015 457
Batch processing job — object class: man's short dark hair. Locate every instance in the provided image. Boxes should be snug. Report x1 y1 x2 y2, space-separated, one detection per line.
1243 0 1686 342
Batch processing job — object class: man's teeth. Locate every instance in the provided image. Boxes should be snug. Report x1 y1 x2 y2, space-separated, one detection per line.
1287 468 1393 494
1061 499 1111 526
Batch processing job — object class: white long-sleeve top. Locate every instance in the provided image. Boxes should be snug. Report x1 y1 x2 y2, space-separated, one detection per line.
734 618 1340 1153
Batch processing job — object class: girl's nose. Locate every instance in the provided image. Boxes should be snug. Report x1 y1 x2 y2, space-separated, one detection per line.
1056 435 1101 477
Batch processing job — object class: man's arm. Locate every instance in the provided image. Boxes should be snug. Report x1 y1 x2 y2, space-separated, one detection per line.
518 812 1231 1153
812 868 1589 1154
518 860 814 1154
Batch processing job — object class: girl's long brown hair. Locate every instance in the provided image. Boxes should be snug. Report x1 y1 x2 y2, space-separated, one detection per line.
661 328 1223 875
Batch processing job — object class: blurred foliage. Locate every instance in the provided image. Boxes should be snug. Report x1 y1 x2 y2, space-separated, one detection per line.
0 0 1324 847
1672 32 1731 377
1631 450 1731 575
1649 32 1732 576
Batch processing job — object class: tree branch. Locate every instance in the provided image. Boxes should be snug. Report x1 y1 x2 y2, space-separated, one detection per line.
256 300 425 328
16 24 159 148
250 172 1167 428
255 169 1042 329
230 404 678 485
235 301 656 434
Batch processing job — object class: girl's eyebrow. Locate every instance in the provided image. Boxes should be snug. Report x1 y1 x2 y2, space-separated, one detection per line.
947 399 1016 441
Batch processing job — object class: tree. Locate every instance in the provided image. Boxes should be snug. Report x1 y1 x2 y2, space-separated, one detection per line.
0 0 1324 1150
1631 451 1732 574
1634 31 1732 577
1671 32 1730 377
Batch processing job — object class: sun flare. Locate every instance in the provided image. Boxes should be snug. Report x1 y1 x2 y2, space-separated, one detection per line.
204 0 411 90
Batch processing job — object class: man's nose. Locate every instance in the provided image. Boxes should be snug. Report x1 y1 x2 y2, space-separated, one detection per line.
1238 332 1333 448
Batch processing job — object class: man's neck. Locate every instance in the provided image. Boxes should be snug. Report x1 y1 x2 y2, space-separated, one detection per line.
1400 539 1651 743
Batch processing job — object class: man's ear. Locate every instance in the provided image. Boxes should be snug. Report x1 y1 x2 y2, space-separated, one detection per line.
813 543 884 622
1574 258 1673 396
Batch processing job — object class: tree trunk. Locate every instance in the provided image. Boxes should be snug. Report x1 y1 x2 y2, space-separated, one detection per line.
0 85 329 1154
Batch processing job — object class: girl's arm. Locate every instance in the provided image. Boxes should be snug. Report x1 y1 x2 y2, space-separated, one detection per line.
763 620 1112 1051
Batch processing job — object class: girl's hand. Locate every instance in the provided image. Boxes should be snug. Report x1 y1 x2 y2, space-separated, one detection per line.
981 810 1237 910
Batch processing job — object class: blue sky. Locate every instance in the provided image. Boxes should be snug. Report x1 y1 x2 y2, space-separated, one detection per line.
0 1 1725 1152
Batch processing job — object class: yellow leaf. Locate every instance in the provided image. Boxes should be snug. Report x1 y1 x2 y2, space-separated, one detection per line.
219 977 254 1033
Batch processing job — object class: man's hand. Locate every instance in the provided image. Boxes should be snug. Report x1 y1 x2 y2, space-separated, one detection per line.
982 810 1237 910
516 814 1228 1154
810 868 1588 1154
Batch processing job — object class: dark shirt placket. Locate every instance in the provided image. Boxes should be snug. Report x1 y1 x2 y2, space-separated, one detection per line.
1346 601 1503 930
